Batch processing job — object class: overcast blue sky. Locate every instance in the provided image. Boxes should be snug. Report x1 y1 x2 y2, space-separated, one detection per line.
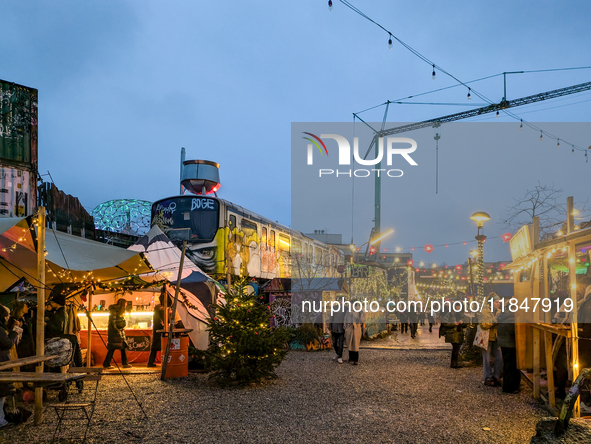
1 1 590 265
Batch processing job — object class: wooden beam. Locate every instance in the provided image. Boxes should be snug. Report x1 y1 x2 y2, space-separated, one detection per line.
161 241 187 381
533 328 540 399
86 291 93 367
34 207 46 426
568 240 580 418
544 331 556 409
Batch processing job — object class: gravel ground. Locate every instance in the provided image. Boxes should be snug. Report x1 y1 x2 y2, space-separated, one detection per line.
3 349 587 443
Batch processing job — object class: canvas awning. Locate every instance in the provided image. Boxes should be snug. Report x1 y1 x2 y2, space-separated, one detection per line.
0 217 154 291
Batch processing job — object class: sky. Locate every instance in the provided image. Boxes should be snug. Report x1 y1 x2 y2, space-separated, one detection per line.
1 0 590 266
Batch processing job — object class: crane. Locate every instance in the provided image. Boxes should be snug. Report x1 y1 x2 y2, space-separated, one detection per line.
355 80 591 252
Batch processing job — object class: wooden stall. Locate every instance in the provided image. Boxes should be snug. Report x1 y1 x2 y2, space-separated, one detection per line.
509 198 591 418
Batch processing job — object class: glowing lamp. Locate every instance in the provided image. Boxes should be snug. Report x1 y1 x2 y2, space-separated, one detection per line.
470 211 491 228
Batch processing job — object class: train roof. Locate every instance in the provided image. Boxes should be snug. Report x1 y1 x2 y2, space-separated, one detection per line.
152 195 321 243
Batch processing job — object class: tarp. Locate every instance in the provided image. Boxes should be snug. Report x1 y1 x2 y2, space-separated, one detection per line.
0 217 153 290
129 226 218 349
0 219 153 288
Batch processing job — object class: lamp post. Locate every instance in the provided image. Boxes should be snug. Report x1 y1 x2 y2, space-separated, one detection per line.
470 212 491 299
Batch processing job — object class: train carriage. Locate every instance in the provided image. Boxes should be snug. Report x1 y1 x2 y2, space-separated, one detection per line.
151 195 344 282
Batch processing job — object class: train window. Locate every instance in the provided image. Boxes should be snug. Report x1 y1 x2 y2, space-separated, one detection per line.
307 244 312 262
262 227 267 250
270 230 276 249
229 215 236 241
279 234 290 251
315 247 322 265
292 239 302 254
241 219 257 243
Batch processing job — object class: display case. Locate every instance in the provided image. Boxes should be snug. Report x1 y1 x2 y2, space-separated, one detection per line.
78 311 154 330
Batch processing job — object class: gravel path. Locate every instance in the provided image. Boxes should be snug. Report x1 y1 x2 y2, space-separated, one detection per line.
0 349 574 443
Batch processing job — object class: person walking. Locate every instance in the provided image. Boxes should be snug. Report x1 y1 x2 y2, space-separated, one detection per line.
344 305 365 365
328 304 346 364
408 303 419 339
478 293 503 386
439 297 467 368
103 299 132 369
497 305 520 393
0 304 19 430
147 294 165 368
398 308 408 334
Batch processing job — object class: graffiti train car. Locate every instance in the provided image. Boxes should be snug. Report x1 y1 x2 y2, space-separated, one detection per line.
151 195 344 282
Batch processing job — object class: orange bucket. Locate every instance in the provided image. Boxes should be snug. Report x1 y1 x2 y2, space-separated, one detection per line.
161 335 189 378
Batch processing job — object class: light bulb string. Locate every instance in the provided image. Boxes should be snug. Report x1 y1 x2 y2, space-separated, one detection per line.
337 0 591 156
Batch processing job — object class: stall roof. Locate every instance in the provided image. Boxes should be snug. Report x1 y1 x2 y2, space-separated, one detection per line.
291 278 348 293
0 217 153 290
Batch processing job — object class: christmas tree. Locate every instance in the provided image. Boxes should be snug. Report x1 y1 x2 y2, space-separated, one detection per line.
207 279 290 384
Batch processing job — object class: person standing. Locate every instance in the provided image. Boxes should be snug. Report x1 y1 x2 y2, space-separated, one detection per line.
398 308 408 334
478 293 503 386
328 303 346 364
344 305 365 365
0 304 18 430
407 303 419 339
439 297 467 368
103 299 132 369
497 305 520 393
147 294 165 368
10 301 35 371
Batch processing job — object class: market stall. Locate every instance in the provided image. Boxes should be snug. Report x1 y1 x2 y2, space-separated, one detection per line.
509 197 591 418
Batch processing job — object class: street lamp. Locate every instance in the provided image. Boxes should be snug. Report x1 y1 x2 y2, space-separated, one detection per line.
470 211 490 299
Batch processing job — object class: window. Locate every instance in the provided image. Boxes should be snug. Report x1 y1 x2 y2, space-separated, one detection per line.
262 227 267 250
315 247 322 265
241 218 257 242
292 239 302 254
279 234 290 251
270 230 276 250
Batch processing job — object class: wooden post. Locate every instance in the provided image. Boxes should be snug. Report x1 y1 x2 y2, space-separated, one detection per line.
543 256 551 323
544 331 556 408
566 197 574 235
34 207 46 425
568 240 580 418
163 283 168 332
86 291 93 367
161 241 187 380
533 327 540 400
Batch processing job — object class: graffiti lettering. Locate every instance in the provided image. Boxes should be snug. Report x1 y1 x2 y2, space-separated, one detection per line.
191 198 215 211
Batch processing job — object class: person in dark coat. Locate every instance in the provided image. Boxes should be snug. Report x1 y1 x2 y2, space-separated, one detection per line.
328 303 347 364
103 299 131 368
398 309 408 334
407 305 419 339
46 294 83 370
497 307 520 393
0 304 18 429
147 294 165 368
10 301 35 372
439 298 468 368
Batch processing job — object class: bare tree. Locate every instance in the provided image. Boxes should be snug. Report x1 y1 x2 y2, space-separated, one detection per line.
503 183 589 241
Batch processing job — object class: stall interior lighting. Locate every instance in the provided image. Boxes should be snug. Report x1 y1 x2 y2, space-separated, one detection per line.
78 312 154 317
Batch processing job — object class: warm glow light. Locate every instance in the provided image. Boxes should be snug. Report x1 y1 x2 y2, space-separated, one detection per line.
370 228 395 245
470 211 491 227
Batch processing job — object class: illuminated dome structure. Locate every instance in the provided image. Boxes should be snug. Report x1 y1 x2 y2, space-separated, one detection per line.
91 199 152 236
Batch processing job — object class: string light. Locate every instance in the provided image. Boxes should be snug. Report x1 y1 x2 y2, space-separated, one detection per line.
328 0 333 11
496 111 499 118
540 131 543 141
557 139 560 148
431 64 436 80
519 120 523 130
388 33 392 49
467 88 471 100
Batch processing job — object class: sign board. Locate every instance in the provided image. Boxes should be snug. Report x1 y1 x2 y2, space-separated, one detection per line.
351 265 369 279
510 225 533 261
166 228 191 242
